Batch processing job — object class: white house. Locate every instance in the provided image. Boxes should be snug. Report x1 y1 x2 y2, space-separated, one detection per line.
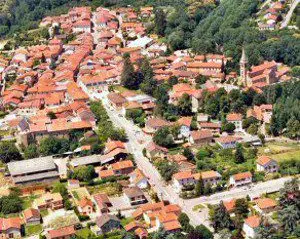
172 171 195 192
256 156 279 173
229 172 252 187
129 168 148 189
242 215 260 238
215 136 240 149
123 187 147 206
226 113 243 132
194 170 222 187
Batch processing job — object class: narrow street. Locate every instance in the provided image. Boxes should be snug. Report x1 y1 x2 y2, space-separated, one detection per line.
88 9 294 231
281 0 300 28
95 91 293 230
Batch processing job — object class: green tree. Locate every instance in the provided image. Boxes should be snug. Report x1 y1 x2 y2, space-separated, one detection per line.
195 176 204 196
47 111 57 119
221 122 236 133
193 225 213 239
183 148 194 161
247 124 258 135
155 159 178 181
234 143 245 164
234 198 249 218
178 212 190 230
154 8 167 36
279 178 300 207
0 193 23 214
110 128 127 142
279 205 300 235
211 201 233 231
153 127 174 148
139 58 157 95
39 137 70 156
69 165 95 182
121 53 138 89
24 144 39 159
177 93 192 116
0 141 23 163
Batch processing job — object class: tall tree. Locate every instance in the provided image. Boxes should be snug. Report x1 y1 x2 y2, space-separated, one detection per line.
234 198 249 218
177 93 192 116
279 178 300 207
154 8 167 36
0 141 22 163
195 176 204 196
211 201 233 231
139 58 157 95
279 205 300 235
121 53 138 89
234 143 245 164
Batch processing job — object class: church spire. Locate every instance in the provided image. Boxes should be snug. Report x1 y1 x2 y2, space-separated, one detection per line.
240 47 248 86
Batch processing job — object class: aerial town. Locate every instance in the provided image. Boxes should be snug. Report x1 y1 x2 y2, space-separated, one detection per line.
0 1 299 239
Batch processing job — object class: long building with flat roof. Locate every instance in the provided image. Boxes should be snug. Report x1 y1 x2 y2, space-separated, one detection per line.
7 156 59 185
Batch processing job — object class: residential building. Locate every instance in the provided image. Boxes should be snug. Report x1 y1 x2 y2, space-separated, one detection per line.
93 193 112 214
254 198 277 214
194 170 222 187
199 122 221 134
223 199 236 215
107 92 127 110
242 215 260 238
92 214 121 235
173 171 195 192
229 172 252 187
0 217 23 238
226 113 243 132
67 179 80 190
144 118 171 134
247 104 273 123
189 130 213 146
47 225 76 239
216 136 241 149
33 192 64 211
256 156 279 173
129 168 148 189
78 198 94 216
23 208 41 225
124 187 148 205
145 142 168 159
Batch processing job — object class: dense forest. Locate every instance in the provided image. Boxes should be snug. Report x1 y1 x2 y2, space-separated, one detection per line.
263 80 300 139
189 0 300 69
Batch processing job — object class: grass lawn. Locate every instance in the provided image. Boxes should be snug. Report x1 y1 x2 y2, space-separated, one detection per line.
71 187 91 201
121 217 134 227
258 142 300 162
168 146 183 155
266 192 280 200
40 209 49 217
25 224 43 236
76 228 93 239
22 195 38 210
114 85 141 94
88 182 122 196
192 204 205 212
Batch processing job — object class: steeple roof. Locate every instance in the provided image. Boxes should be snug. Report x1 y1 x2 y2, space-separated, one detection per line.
240 48 248 64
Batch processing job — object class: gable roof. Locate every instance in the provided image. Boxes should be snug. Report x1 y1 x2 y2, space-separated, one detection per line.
244 215 260 228
96 214 120 228
257 155 276 166
48 226 75 239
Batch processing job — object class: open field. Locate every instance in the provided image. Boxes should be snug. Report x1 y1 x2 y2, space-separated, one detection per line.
258 141 300 162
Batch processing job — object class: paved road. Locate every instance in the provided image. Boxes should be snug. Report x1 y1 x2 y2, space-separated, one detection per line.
95 91 294 230
281 0 300 28
87 11 294 229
